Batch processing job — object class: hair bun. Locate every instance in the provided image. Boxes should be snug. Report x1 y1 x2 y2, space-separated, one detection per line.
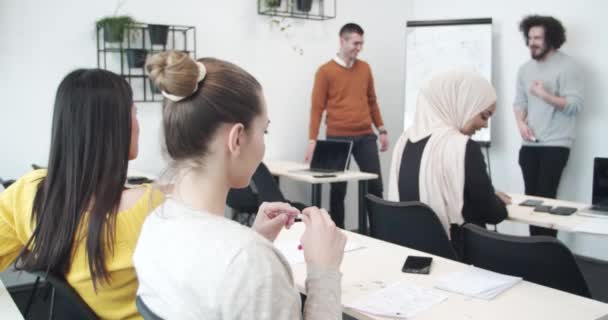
146 51 200 98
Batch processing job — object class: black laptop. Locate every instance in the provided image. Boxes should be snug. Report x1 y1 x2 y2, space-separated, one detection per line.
579 157 608 217
296 140 353 174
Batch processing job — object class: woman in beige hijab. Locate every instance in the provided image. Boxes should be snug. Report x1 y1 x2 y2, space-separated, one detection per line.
388 69 510 248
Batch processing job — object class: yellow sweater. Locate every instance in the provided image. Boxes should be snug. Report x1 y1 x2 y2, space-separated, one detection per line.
0 170 164 320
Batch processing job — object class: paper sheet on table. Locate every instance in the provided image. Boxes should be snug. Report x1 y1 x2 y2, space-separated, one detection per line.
274 240 364 265
345 280 448 319
435 266 521 300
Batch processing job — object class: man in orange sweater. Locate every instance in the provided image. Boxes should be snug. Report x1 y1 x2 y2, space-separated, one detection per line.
305 23 389 228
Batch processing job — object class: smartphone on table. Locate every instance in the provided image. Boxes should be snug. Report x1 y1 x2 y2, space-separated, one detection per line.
402 256 433 275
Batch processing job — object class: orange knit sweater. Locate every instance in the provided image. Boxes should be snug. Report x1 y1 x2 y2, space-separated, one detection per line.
309 59 384 140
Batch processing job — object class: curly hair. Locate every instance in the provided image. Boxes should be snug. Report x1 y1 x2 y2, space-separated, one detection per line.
519 15 566 49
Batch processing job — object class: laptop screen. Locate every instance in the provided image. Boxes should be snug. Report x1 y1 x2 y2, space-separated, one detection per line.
593 157 608 207
310 140 353 172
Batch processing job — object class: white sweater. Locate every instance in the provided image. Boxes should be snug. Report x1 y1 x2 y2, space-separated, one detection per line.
133 199 342 319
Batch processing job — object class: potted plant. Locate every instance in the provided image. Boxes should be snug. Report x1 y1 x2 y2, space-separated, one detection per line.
266 0 282 10
148 24 169 46
296 0 313 12
96 16 136 43
126 48 147 68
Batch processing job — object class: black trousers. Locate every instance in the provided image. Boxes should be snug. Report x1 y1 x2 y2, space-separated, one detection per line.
519 146 570 237
327 134 383 228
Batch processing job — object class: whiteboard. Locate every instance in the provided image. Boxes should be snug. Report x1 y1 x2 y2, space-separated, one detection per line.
404 19 493 145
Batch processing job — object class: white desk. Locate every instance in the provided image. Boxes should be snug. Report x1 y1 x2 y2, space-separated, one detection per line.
265 160 378 234
0 278 24 320
507 193 604 233
277 223 608 320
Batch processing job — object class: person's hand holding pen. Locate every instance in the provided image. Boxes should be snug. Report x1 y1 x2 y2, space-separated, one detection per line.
252 202 300 242
299 206 346 270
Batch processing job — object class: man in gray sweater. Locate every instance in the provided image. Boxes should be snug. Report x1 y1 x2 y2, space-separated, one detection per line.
514 15 584 237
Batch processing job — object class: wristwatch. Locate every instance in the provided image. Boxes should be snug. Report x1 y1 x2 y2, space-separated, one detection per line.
378 129 388 135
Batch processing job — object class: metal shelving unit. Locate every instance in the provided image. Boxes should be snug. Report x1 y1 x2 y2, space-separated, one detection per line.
258 0 336 21
96 23 197 102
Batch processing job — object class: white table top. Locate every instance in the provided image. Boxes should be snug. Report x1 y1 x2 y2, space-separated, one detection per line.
264 160 378 184
277 223 608 320
507 193 601 232
0 278 23 320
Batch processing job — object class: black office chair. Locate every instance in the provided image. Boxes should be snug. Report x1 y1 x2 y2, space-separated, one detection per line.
252 162 307 211
365 194 459 260
227 186 260 226
462 223 591 298
136 296 164 320
24 271 98 320
575 254 608 302
1 177 15 189
227 162 307 226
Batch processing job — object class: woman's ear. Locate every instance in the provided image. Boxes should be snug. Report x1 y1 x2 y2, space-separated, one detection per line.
227 123 245 156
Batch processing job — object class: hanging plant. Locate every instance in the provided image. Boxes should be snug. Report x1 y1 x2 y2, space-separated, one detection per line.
96 16 137 43
270 16 304 55
266 0 282 8
95 0 138 43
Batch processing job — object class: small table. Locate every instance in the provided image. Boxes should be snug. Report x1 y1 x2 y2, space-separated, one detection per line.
264 160 378 234
507 193 599 232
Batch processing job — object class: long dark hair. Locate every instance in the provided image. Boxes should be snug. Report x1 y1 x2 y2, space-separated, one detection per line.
15 69 133 288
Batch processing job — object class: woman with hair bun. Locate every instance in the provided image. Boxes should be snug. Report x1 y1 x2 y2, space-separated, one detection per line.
134 51 346 319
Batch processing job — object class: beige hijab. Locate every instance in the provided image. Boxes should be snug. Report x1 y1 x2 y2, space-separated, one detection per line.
388 69 497 236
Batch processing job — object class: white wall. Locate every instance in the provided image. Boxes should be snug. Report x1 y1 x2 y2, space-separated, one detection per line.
0 0 411 230
1 0 607 260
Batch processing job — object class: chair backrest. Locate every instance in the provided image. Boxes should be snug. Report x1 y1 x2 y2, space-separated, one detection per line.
136 296 164 320
1 177 15 189
251 162 286 203
575 254 608 302
462 223 591 298
365 194 459 260
226 186 259 213
32 271 99 319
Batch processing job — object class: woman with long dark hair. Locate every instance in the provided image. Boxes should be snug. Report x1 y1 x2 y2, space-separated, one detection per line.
0 69 164 319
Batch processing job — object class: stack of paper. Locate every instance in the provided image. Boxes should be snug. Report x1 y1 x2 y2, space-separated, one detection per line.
345 281 448 319
435 266 522 300
274 240 364 265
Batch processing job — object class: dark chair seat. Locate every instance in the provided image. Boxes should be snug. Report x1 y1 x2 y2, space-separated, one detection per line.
575 254 608 302
365 194 459 260
462 223 591 298
25 271 98 320
136 296 164 320
227 162 307 226
1 177 15 189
